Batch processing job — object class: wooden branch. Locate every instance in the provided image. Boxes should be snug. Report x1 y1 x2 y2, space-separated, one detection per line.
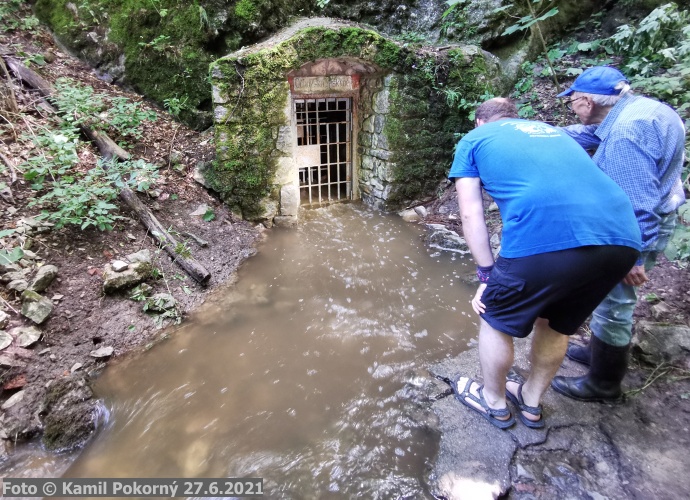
0 57 18 114
0 151 17 184
4 56 54 96
119 189 210 283
5 56 131 161
82 127 130 161
2 54 211 283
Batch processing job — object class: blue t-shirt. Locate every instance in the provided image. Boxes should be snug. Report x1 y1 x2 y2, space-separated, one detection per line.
448 119 641 258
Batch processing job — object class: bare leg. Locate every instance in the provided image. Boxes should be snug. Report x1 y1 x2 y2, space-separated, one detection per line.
507 317 568 421
478 318 514 409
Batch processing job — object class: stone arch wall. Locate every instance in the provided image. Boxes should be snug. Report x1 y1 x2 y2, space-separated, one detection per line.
210 18 502 224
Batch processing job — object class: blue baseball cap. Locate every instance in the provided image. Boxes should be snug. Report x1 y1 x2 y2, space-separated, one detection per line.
557 66 629 97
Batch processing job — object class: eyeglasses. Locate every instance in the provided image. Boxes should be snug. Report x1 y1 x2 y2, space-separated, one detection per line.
566 96 586 110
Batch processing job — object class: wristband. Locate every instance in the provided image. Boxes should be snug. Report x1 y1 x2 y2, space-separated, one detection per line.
476 264 494 283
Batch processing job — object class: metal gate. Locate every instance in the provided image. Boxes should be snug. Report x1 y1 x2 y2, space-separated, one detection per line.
294 97 352 205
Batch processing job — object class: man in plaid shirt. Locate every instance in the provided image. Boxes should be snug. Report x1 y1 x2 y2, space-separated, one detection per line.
552 66 686 401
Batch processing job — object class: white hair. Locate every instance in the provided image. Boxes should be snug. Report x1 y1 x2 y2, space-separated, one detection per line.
578 81 632 107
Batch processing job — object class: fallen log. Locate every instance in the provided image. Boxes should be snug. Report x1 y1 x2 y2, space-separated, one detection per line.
0 57 18 114
2 55 211 283
119 189 211 283
4 57 131 162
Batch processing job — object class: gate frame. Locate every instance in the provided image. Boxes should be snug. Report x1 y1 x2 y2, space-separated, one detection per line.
288 74 361 205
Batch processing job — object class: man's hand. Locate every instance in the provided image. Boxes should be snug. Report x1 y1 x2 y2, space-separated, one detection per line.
472 283 487 315
622 265 648 287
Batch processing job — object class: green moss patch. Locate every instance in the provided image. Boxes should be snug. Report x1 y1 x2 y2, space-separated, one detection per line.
34 0 314 129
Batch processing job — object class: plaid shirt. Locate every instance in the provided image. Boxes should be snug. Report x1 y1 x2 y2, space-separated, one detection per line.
563 93 686 254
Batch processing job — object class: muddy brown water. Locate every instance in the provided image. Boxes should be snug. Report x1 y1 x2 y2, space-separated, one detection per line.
4 203 477 498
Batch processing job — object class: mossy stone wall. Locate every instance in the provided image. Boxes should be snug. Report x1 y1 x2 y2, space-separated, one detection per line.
211 20 502 221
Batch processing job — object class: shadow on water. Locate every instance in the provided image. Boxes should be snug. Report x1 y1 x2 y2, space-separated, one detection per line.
9 203 479 498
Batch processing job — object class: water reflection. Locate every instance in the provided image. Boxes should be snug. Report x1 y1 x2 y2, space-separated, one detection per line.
11 203 478 498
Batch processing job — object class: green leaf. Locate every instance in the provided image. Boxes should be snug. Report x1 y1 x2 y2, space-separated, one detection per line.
0 247 24 265
202 209 216 222
536 8 559 23
502 24 523 36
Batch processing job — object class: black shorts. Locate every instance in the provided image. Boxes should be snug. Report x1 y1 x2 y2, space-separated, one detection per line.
480 245 639 338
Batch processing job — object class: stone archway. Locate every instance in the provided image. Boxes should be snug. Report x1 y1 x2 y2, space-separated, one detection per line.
209 18 501 226
287 58 380 208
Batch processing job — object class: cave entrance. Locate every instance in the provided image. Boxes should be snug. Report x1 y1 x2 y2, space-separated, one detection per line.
294 97 352 205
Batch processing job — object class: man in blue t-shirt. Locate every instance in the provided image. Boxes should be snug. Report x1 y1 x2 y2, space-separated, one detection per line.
448 98 641 429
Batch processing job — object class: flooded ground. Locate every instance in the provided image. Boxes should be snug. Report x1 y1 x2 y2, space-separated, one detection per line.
5 203 478 498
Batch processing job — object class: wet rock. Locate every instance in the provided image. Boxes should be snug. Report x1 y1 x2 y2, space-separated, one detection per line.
273 215 298 228
22 249 40 260
633 321 690 366
126 249 152 265
2 390 25 410
14 326 42 348
400 209 420 222
20 290 53 324
190 204 209 216
90 346 114 358
651 301 672 320
102 262 150 293
40 376 98 451
7 279 28 293
1 271 27 284
111 260 129 272
3 374 27 390
425 224 470 254
30 264 58 292
414 205 428 218
0 262 22 274
193 161 212 188
0 330 12 350
0 354 27 368
145 293 177 312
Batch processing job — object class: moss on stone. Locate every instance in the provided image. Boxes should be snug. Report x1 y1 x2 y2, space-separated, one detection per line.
210 22 502 216
234 0 259 23
210 25 415 218
383 48 497 208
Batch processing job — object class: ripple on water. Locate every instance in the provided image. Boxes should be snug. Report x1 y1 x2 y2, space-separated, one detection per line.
4 203 478 498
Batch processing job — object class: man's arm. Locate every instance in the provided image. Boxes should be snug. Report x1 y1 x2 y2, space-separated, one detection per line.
560 123 601 150
455 177 494 267
456 176 494 314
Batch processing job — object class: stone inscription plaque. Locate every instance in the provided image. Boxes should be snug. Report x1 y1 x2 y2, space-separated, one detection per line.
293 75 354 93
